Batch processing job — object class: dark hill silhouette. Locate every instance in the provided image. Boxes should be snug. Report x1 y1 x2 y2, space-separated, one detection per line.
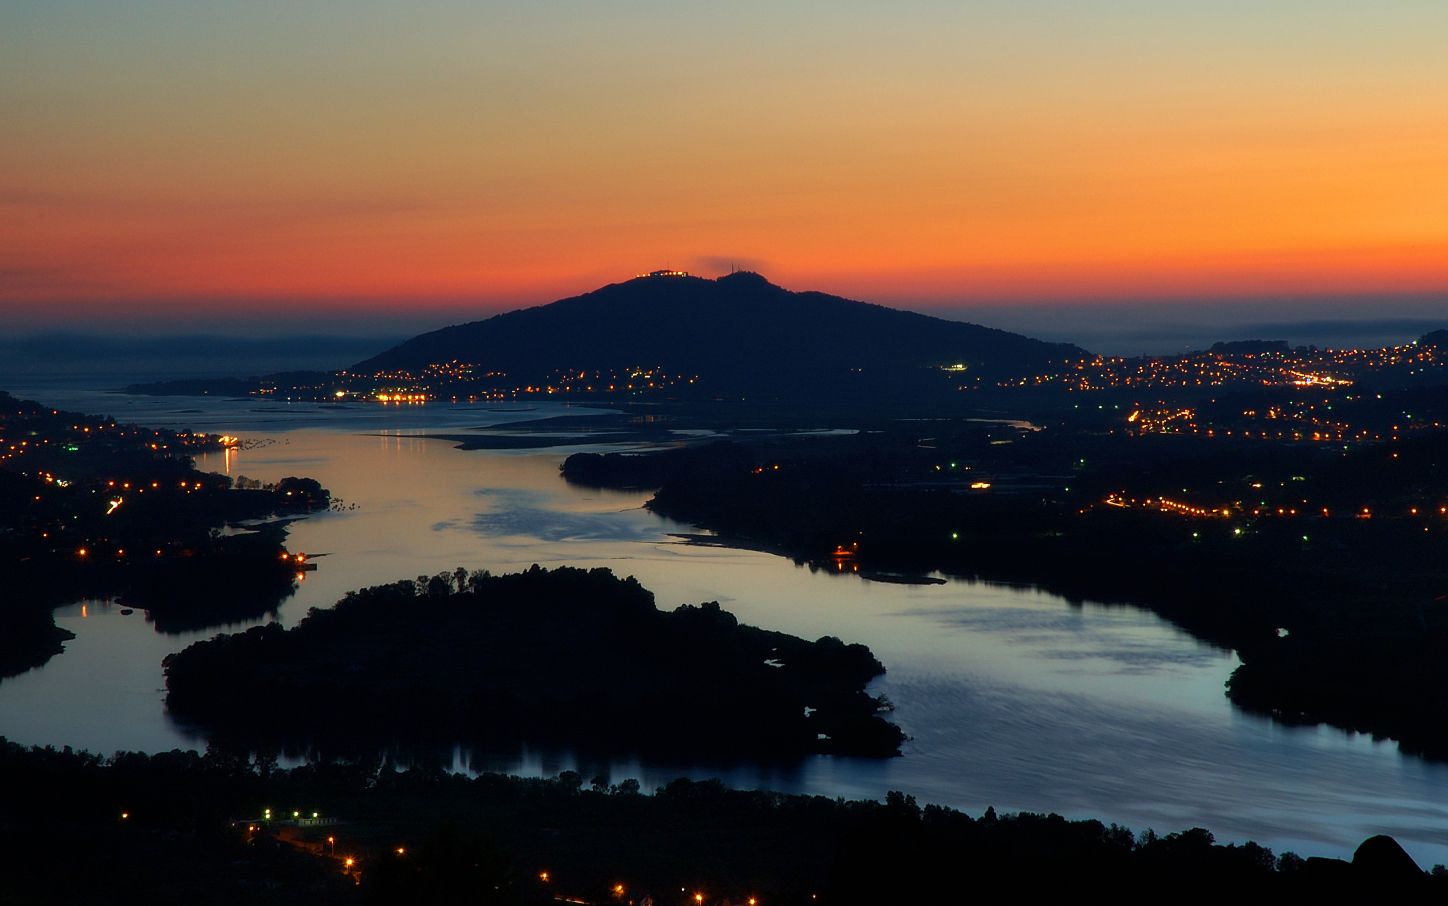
353 272 1085 396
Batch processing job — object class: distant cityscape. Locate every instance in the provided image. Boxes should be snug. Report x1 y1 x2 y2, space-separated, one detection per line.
240 363 699 403
221 338 1445 449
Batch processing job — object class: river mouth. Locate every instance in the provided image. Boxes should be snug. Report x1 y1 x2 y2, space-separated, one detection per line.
2 382 1448 866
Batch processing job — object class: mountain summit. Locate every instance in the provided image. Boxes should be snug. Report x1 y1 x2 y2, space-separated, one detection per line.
354 272 1084 398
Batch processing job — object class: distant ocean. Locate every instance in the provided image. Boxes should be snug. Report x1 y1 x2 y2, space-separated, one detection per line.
0 333 402 385
1020 319 1448 356
2 306 1446 388
926 297 1448 356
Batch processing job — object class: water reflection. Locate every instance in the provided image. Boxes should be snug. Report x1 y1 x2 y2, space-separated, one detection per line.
901 604 1230 676
467 487 666 543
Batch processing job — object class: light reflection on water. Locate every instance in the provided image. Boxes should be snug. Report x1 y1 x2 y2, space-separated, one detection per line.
3 385 1448 865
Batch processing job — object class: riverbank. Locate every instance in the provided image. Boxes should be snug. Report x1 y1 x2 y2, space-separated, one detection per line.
562 429 1448 760
0 391 331 677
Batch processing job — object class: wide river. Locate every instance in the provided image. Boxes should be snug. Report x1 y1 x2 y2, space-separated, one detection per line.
3 379 1448 866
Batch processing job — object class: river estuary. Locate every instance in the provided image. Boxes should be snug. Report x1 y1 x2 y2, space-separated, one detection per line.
2 379 1447 866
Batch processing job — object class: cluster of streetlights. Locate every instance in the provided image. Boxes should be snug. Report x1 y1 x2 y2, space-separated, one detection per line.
223 811 797 902
539 870 766 905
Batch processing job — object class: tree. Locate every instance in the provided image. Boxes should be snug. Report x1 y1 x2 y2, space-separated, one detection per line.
467 570 491 594
885 791 920 818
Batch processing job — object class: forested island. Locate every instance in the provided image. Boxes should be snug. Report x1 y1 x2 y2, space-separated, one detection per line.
0 392 330 675
163 566 906 759
1 738 1436 904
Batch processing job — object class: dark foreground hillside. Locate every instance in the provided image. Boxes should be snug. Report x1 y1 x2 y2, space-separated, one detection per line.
0 740 1437 905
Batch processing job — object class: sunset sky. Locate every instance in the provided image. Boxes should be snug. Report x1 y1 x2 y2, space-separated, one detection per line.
4 1 1447 340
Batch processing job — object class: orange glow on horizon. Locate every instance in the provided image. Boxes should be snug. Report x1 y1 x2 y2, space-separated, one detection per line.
6 217 1446 321
4 3 1447 320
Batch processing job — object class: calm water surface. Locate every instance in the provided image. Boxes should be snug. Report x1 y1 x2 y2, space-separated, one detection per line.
3 381 1448 865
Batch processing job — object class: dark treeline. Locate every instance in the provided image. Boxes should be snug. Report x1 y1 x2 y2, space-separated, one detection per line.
163 566 905 759
0 738 1437 905
562 423 1448 759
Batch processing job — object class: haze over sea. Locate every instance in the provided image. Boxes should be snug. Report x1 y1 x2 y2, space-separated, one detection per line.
4 295 1447 381
5 356 1448 868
